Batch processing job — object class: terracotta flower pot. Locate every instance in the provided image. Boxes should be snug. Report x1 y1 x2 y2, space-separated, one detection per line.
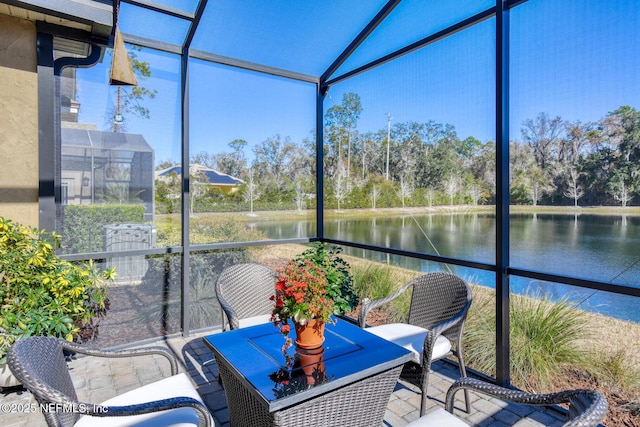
296 346 326 385
294 319 325 349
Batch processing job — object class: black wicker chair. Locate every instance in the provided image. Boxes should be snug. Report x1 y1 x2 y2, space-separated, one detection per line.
408 377 608 427
358 271 472 416
215 263 277 331
8 336 213 427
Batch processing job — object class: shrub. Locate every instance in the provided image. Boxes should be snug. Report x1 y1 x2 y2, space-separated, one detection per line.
510 292 590 389
464 287 591 390
585 349 640 397
352 263 396 301
0 217 114 363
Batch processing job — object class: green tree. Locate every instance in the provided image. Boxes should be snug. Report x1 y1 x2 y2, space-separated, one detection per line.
560 120 595 166
607 106 640 162
325 93 362 179
209 139 248 178
190 151 217 169
392 121 424 182
521 112 565 170
581 148 616 205
155 171 180 214
414 123 458 188
253 135 297 201
469 140 496 203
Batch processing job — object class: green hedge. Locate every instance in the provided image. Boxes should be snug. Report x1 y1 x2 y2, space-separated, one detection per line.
62 204 145 254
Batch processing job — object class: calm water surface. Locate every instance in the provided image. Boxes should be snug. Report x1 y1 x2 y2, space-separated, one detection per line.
253 213 640 322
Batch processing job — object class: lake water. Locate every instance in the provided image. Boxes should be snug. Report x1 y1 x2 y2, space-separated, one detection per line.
253 213 640 323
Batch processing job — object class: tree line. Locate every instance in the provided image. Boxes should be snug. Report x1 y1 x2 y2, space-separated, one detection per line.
155 93 640 213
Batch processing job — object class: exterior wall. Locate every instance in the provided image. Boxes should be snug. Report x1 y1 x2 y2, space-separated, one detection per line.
0 14 38 227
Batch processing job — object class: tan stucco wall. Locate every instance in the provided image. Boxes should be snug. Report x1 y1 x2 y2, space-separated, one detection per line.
0 14 39 227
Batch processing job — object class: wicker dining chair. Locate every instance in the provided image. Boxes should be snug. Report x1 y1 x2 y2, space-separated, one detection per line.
7 336 213 427
358 271 473 416
408 377 608 427
215 263 278 331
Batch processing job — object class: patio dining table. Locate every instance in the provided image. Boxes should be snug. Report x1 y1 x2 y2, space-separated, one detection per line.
203 319 412 427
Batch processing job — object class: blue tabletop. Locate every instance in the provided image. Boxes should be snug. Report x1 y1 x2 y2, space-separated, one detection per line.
203 319 412 411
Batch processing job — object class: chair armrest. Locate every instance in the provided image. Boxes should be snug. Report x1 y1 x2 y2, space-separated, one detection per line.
419 299 470 364
358 281 415 327
60 341 179 376
445 377 608 426
445 378 554 411
80 396 212 427
217 295 241 330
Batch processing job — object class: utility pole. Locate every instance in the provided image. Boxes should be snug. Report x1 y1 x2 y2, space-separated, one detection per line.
385 112 392 180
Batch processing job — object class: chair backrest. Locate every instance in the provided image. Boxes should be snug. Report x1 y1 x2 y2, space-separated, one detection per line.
8 336 81 427
215 263 277 330
407 272 472 342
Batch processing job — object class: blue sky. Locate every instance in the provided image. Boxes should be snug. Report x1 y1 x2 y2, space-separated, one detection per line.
76 0 640 166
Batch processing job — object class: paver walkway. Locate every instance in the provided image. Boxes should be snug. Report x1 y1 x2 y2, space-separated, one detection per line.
1 330 567 427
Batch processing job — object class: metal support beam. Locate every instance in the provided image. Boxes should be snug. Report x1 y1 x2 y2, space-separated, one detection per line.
122 0 195 21
320 0 400 86
321 238 497 272
189 50 319 84
182 0 207 50
180 47 191 336
178 0 209 337
325 7 494 89
316 85 325 239
507 268 640 298
495 0 511 387
122 32 183 55
37 32 57 233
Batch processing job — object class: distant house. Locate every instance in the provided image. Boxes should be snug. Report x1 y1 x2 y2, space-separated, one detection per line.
155 164 244 194
61 125 155 221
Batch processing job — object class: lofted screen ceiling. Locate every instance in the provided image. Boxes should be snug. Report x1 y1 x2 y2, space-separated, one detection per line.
116 0 495 82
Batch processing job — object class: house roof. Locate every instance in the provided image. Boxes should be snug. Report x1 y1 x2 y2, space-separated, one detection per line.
0 0 113 43
61 128 154 153
155 164 243 187
60 128 154 164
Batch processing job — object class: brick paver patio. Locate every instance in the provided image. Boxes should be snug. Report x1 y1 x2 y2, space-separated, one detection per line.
0 330 567 427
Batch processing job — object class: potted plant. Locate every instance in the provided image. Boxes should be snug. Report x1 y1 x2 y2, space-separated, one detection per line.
292 243 359 316
0 217 114 388
270 243 358 351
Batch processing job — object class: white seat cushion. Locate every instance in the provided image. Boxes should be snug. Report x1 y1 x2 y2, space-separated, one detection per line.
405 407 470 426
75 373 208 427
366 323 452 365
237 314 272 328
